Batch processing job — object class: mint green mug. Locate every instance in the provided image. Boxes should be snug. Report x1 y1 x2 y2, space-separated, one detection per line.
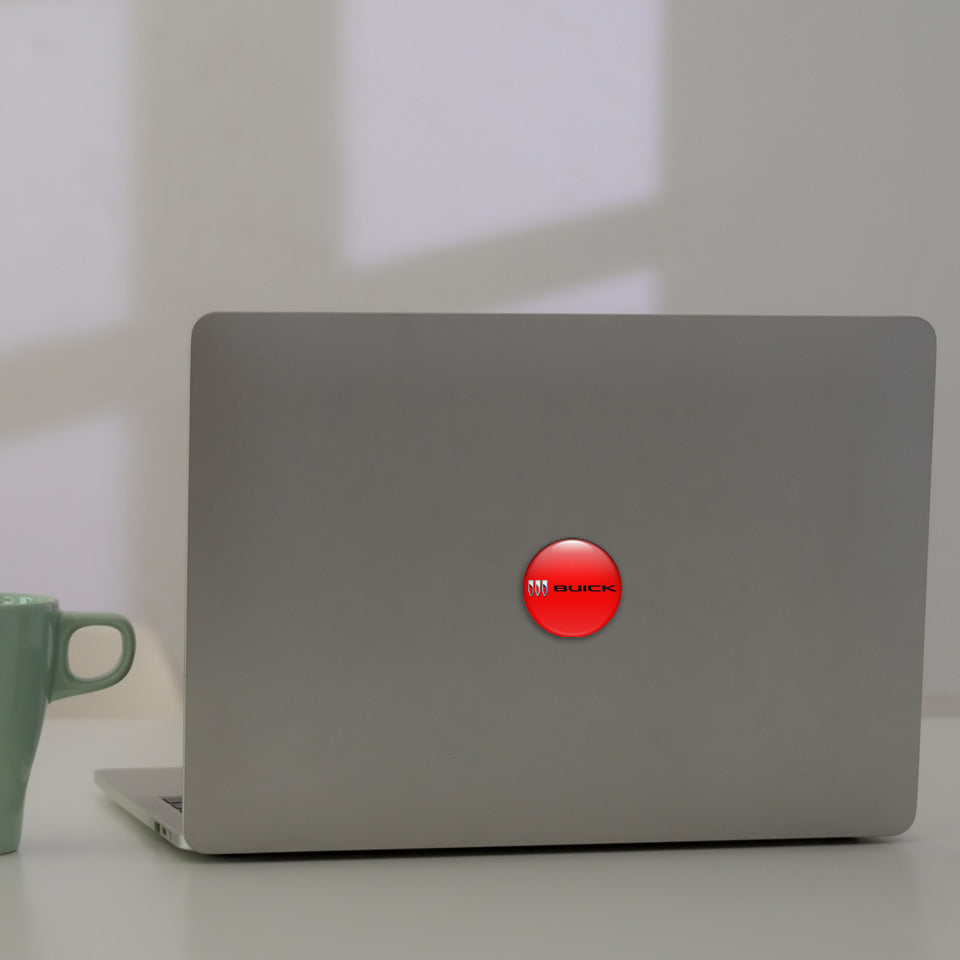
0 594 136 853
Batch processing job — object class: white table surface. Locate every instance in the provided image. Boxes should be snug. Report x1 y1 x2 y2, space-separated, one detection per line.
3 718 959 960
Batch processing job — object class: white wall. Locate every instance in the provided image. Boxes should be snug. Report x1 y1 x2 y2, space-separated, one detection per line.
1 1 957 707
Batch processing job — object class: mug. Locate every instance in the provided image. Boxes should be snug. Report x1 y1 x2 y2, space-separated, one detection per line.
0 594 135 853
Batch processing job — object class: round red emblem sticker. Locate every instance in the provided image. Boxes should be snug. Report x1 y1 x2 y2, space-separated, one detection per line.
523 539 621 638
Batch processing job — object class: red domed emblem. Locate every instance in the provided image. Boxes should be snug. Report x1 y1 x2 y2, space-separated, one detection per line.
523 539 621 638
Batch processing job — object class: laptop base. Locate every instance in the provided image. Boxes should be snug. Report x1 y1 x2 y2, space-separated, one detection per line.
96 768 191 850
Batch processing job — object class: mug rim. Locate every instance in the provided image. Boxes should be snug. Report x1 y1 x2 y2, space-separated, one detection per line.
0 593 57 607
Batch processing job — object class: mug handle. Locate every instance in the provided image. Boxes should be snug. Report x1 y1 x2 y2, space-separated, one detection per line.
48 613 136 702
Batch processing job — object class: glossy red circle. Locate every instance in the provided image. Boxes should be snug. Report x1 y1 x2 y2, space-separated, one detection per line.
523 539 621 638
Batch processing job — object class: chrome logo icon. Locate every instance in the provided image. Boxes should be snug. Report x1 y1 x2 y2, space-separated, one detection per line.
523 539 621 638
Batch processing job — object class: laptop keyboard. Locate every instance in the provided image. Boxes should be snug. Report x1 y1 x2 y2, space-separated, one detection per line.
162 796 183 812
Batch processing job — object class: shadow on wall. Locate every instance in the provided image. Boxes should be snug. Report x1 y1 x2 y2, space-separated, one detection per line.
3 1 959 707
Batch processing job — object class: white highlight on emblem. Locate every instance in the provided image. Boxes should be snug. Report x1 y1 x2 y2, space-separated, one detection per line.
527 579 548 597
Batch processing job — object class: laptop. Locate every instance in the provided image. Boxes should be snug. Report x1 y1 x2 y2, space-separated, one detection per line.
97 313 936 854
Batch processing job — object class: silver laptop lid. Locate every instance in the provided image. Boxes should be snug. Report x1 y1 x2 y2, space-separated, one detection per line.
184 314 935 854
